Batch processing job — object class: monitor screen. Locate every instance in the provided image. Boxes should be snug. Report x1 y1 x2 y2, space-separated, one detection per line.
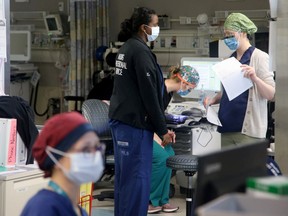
193 140 269 215
180 57 223 99
44 14 63 36
46 18 58 31
10 30 31 62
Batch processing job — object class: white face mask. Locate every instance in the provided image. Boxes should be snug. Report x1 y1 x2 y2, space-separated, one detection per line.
144 25 160 42
46 146 104 185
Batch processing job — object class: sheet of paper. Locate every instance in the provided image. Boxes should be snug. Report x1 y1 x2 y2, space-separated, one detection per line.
206 106 222 126
0 0 4 18
0 58 4 95
0 19 7 59
212 57 253 101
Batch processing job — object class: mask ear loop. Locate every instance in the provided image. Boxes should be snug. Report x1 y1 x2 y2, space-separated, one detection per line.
235 30 242 41
179 80 184 91
172 73 183 92
143 25 151 36
45 146 70 174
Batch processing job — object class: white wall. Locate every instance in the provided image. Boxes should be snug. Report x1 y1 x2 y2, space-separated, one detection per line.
275 0 288 174
109 0 269 41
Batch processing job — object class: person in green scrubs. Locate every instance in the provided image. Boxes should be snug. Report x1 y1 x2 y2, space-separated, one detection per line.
148 65 200 214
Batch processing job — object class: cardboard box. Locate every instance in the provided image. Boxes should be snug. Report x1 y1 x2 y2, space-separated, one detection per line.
0 166 48 216
196 193 288 216
0 118 17 167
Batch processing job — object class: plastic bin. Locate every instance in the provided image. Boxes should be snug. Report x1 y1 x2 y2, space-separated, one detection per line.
196 193 288 216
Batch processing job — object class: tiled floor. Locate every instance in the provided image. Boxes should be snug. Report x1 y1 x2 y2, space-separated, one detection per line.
91 178 187 216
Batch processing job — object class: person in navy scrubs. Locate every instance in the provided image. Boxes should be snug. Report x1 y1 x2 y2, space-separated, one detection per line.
109 7 175 216
21 112 104 216
205 13 275 147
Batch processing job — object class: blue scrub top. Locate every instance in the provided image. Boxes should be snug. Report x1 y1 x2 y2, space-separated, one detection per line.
21 189 88 216
218 46 255 133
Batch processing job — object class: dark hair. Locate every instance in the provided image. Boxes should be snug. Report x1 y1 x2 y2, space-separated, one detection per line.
119 7 156 41
247 34 253 41
118 19 132 42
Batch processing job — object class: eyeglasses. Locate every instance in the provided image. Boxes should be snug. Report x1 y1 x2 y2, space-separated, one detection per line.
46 143 106 160
72 143 106 155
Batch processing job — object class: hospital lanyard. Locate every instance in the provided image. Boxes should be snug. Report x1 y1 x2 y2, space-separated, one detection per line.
48 180 69 199
48 180 83 216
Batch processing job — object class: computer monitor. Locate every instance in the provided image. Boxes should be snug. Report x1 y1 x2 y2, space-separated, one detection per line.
193 139 269 215
180 57 222 100
10 30 31 62
44 14 69 36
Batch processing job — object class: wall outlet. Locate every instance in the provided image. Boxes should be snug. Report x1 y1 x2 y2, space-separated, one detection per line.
179 17 187 24
58 2 64 12
30 71 41 87
186 17 192 24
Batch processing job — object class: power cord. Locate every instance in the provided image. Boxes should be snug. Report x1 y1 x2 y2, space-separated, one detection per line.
32 82 49 117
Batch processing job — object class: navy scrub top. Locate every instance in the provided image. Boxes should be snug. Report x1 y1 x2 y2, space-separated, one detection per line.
218 46 255 133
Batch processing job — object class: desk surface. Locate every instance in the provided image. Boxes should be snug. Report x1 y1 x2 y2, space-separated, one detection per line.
166 101 220 127
0 165 44 181
167 101 205 115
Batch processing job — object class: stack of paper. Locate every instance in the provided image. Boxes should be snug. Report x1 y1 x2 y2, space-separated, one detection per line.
212 57 253 101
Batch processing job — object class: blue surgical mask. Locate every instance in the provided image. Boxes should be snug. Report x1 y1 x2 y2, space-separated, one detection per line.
177 89 191 96
224 36 239 50
144 26 160 42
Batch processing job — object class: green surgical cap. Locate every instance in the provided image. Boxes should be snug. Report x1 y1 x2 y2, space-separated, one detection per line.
224 13 258 35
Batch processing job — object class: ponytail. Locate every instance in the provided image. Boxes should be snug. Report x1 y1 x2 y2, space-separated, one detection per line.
118 19 133 42
168 65 181 82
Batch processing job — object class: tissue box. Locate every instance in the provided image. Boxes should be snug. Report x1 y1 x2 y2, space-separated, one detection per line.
0 118 17 167
247 176 288 199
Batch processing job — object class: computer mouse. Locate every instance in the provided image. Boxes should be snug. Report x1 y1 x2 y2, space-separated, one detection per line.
181 108 203 117
188 121 200 126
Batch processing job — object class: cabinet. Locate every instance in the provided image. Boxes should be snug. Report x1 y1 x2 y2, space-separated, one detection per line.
0 167 48 216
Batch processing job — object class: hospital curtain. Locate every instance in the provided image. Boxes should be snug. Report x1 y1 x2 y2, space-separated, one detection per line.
67 0 109 110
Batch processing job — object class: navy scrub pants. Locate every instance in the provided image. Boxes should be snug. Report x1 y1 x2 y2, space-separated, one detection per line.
109 119 154 216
